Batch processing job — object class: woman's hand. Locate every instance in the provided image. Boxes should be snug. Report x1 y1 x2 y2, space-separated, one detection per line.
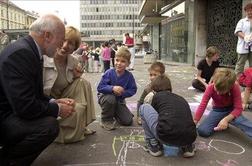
56 98 75 107
73 63 83 78
58 103 75 118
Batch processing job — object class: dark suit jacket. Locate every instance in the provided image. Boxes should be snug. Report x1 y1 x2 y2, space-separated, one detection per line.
0 35 59 121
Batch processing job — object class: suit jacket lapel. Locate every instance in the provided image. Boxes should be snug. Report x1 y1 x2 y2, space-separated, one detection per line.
24 35 44 96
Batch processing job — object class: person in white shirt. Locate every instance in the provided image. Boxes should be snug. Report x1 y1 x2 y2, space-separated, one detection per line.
234 3 252 77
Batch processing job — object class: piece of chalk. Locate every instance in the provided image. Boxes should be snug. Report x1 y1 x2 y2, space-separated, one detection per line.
214 127 219 131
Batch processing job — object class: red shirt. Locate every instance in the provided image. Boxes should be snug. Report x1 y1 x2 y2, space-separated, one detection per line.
125 37 134 47
194 83 242 121
238 67 252 87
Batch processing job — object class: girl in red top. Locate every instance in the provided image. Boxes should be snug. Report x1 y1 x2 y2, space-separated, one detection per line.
238 67 252 109
194 68 252 138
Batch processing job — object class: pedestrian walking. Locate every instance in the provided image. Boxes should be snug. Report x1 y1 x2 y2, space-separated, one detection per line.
92 47 100 73
101 41 111 72
110 38 116 67
124 33 135 71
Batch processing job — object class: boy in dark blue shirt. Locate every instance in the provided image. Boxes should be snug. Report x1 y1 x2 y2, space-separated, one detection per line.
97 47 137 130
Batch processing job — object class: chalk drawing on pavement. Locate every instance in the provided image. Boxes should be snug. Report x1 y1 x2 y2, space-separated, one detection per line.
112 130 144 156
64 162 152 166
126 102 137 113
216 159 239 166
209 139 245 155
189 102 211 116
195 141 211 152
112 129 144 166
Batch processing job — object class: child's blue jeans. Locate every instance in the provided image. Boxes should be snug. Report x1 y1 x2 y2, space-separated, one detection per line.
197 107 252 138
139 104 158 140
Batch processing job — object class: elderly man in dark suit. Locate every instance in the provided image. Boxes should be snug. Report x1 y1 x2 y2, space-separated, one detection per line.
0 14 75 166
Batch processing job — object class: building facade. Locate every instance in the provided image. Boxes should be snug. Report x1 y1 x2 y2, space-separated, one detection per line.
0 0 38 30
139 0 248 66
80 0 144 47
1 0 25 29
0 0 38 42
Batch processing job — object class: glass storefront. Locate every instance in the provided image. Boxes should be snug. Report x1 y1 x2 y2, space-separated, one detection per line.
160 1 188 63
150 0 241 65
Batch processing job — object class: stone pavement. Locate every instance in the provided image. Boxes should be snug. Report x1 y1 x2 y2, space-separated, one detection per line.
33 58 252 166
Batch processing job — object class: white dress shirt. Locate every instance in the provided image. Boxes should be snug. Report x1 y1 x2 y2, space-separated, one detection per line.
235 17 252 54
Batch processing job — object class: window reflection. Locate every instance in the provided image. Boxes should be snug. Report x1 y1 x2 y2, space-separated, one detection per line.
161 2 188 63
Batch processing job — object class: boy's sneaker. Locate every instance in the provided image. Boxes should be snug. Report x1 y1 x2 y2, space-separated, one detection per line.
143 138 162 157
100 121 116 131
181 144 196 158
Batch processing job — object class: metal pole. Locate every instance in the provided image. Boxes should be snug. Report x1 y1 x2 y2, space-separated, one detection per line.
7 0 9 29
132 5 134 37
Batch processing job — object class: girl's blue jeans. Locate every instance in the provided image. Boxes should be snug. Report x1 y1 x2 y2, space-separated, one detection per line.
197 107 252 138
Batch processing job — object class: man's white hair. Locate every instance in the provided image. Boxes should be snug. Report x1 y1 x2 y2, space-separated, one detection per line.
29 14 63 35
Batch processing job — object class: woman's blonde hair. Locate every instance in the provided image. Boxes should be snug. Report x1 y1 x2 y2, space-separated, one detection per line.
116 47 131 63
65 26 81 50
150 74 172 92
211 68 236 93
206 46 220 58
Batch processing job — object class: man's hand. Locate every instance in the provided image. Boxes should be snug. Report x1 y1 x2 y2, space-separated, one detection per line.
55 98 75 118
58 103 75 118
112 86 124 96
